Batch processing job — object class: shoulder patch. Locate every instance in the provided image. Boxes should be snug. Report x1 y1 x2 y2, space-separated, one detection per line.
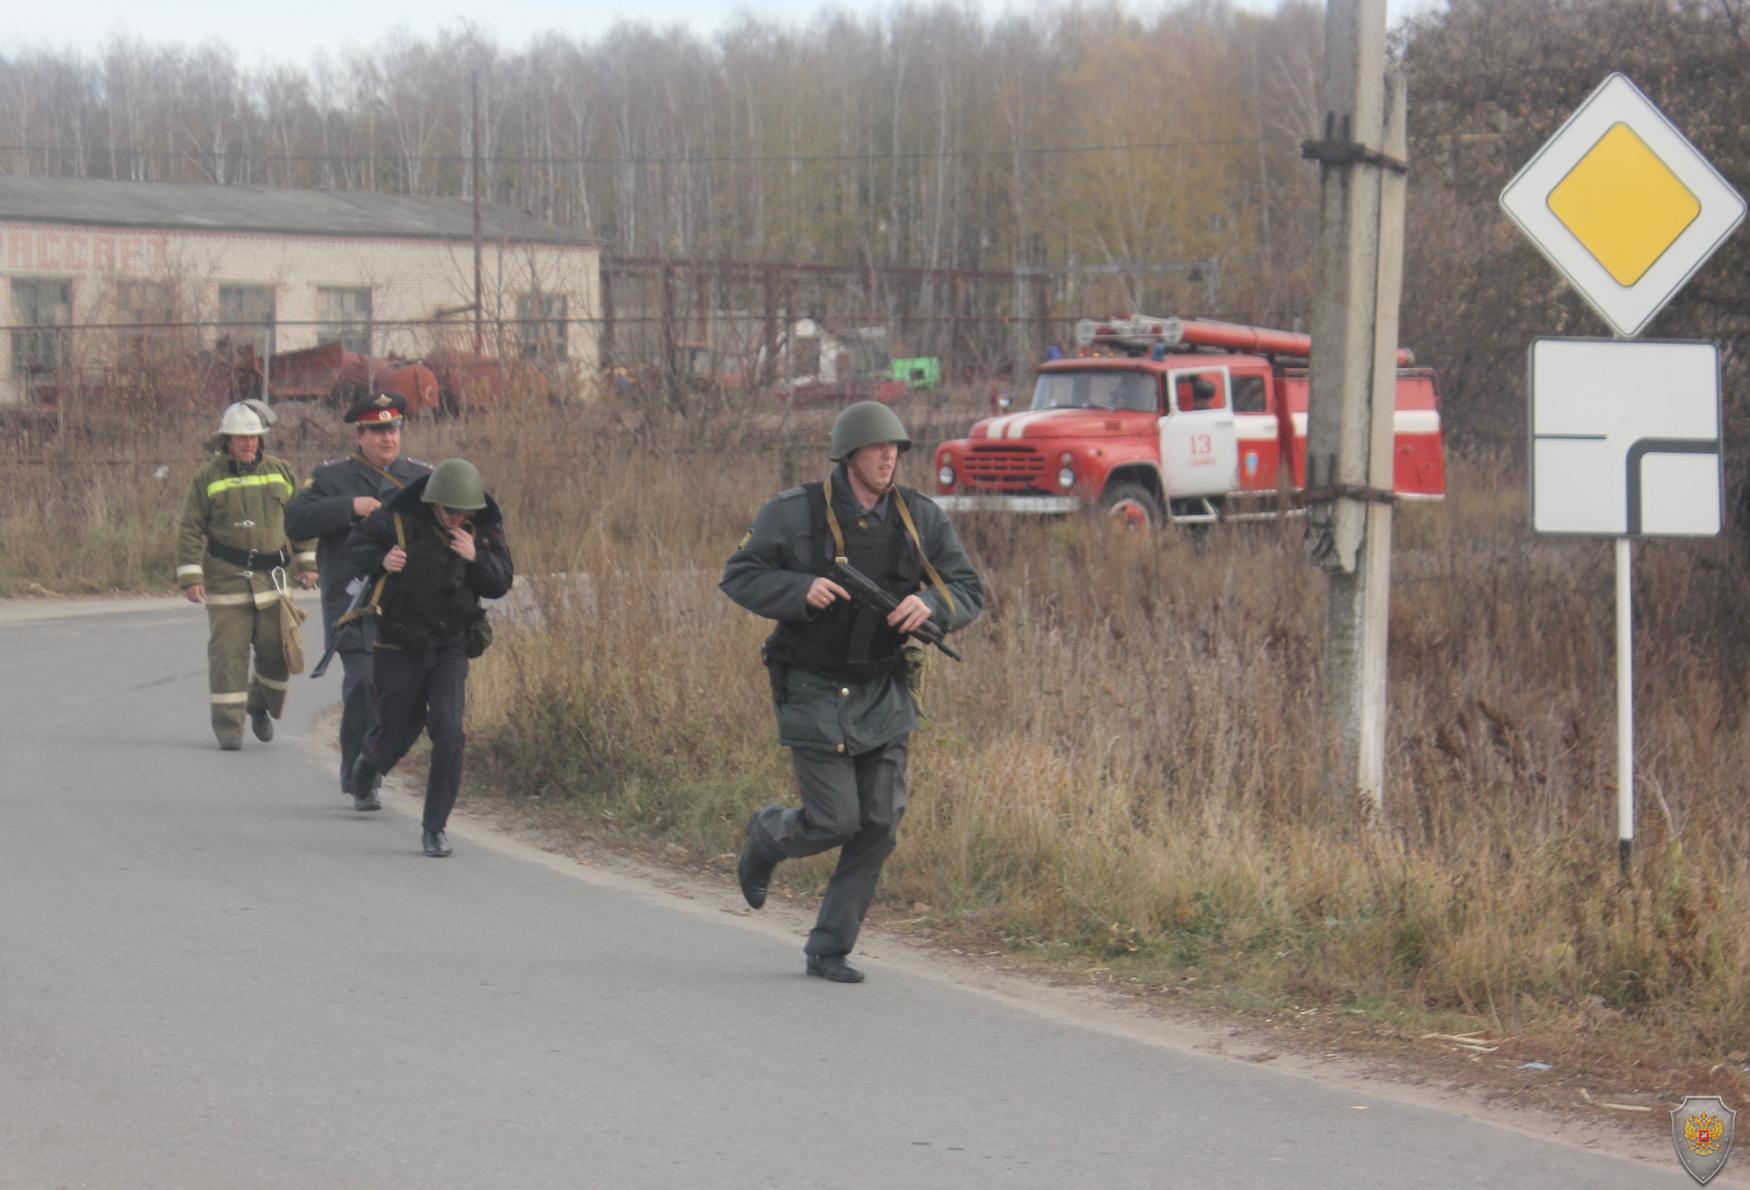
736 529 753 550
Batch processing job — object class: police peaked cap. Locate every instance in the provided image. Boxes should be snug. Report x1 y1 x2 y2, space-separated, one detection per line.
345 392 407 426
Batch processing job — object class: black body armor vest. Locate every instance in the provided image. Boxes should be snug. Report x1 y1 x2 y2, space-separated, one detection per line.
764 482 924 681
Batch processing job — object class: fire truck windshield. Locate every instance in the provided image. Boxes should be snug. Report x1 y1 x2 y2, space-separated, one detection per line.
1031 371 1157 414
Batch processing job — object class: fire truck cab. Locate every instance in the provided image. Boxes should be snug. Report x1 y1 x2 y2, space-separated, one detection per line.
932 315 1444 528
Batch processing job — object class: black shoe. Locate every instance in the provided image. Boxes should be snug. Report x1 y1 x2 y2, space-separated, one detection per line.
737 812 778 910
805 954 865 984
249 706 274 742
219 739 242 752
422 828 452 858
351 755 383 803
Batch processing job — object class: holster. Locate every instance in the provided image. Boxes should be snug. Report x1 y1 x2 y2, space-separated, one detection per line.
761 644 788 707
898 641 930 711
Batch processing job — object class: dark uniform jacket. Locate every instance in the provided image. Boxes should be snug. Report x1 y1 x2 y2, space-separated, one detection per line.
720 467 984 754
343 475 514 652
175 451 316 596
285 452 430 653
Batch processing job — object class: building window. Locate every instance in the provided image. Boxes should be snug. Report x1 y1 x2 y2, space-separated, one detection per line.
116 280 179 364
316 287 372 355
10 279 72 380
516 293 567 360
219 284 276 359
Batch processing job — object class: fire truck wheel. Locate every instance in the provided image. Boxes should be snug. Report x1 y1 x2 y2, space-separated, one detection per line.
1100 483 1164 531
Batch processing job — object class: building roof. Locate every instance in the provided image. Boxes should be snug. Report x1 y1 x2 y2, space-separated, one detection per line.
0 175 596 248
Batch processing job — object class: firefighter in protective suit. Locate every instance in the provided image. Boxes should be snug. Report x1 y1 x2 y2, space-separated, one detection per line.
176 402 317 750
721 401 984 983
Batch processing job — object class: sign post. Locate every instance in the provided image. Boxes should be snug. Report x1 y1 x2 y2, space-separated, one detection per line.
1501 73 1743 873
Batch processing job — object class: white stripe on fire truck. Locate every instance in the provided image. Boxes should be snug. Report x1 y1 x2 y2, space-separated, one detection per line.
1232 409 1439 441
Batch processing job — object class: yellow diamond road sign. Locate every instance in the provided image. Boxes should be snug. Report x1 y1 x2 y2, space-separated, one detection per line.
1500 73 1744 338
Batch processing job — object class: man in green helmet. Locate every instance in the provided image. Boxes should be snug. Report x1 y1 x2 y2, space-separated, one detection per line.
344 458 513 857
176 401 317 750
721 400 984 983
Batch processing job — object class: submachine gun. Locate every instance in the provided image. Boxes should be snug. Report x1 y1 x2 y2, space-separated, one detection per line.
310 576 372 679
830 558 961 662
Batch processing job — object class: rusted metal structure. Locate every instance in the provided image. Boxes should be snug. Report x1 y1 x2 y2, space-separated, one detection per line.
599 256 1058 402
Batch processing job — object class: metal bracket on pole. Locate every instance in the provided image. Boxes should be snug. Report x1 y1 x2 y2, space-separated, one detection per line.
1301 137 1409 175
1298 483 1397 507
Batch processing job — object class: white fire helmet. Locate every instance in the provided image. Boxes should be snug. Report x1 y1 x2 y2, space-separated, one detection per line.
217 402 269 436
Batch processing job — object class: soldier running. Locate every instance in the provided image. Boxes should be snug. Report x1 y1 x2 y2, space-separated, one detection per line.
722 401 984 983
285 392 429 807
346 459 513 858
176 402 317 750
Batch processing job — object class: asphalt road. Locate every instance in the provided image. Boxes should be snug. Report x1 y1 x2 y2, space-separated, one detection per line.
0 598 1712 1189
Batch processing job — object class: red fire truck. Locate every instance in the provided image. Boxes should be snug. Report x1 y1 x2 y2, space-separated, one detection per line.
932 315 1445 528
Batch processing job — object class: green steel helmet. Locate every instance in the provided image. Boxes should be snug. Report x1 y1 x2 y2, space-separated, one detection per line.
421 458 487 511
830 401 911 461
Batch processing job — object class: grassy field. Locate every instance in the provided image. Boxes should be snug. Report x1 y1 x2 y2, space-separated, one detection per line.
8 397 1749 1094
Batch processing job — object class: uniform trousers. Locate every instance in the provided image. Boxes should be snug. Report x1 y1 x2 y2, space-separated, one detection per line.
749 740 908 958
337 649 374 793
361 639 469 832
204 592 290 742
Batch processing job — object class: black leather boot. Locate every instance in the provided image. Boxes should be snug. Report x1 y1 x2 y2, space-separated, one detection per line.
422 828 452 858
249 706 274 742
805 954 865 983
737 811 778 910
350 755 382 812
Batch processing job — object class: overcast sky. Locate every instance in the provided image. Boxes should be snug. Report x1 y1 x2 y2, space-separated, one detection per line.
5 0 1434 69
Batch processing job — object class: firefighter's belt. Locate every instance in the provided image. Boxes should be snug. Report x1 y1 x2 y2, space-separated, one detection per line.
205 542 290 571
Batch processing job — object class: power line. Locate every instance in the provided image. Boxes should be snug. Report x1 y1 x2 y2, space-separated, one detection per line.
0 134 1304 169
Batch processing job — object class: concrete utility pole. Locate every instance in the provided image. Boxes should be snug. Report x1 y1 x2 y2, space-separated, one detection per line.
471 70 484 356
1302 0 1408 822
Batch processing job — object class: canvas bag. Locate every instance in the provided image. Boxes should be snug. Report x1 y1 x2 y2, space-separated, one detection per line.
273 567 309 675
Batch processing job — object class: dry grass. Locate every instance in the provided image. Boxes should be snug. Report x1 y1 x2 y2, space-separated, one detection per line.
8 398 1749 1081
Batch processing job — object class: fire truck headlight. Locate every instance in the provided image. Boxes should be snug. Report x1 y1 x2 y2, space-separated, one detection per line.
938 462 956 488
1057 466 1075 489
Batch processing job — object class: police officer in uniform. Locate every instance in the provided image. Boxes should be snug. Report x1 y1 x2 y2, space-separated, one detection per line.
722 401 984 983
346 459 513 857
285 393 430 807
176 402 317 750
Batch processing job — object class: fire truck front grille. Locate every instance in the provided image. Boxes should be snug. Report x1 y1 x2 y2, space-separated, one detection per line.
963 444 1049 493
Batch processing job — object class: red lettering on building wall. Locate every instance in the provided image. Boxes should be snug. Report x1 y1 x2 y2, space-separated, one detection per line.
93 235 115 273
38 233 59 269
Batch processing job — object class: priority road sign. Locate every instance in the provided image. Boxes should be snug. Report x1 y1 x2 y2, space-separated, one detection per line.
1500 74 1745 338
1530 337 1721 537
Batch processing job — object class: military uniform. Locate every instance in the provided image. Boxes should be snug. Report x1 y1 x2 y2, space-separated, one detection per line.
285 430 428 793
721 453 983 972
176 444 316 746
346 461 514 857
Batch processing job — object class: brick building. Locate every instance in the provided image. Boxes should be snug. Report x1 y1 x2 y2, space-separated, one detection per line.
0 175 600 404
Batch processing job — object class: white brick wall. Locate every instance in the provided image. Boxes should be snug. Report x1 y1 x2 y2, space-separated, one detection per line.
0 222 600 403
